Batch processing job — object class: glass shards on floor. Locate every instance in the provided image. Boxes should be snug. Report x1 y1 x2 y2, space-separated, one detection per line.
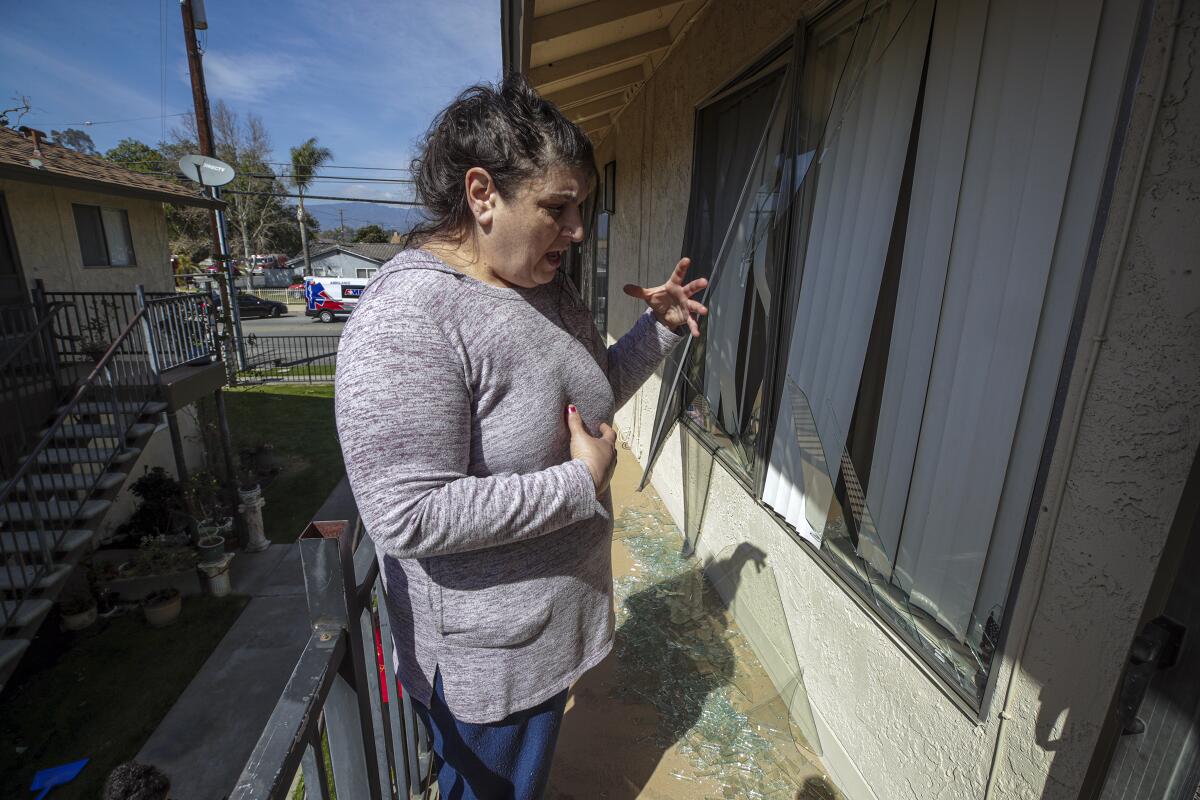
550 467 842 800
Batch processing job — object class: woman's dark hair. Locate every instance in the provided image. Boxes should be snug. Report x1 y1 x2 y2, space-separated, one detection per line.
407 73 595 246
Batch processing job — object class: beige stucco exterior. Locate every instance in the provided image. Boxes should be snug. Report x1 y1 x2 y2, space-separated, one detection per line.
0 178 175 295
587 0 1200 798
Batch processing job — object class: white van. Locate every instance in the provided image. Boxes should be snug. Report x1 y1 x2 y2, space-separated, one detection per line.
304 276 366 323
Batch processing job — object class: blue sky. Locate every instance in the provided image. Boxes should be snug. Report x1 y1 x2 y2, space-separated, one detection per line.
0 0 502 203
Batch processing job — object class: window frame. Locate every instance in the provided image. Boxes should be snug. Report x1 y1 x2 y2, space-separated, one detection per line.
675 42 796 490
73 203 137 268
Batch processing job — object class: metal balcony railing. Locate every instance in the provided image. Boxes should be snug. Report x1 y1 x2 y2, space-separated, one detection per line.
231 510 433 799
142 291 219 371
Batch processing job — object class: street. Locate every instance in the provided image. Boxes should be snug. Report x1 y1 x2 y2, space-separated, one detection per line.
237 311 345 338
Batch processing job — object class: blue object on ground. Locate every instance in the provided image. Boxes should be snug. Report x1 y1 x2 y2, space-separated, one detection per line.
29 758 89 799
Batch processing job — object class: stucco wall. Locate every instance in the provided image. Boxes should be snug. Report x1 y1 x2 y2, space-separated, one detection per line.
592 0 1199 797
99 404 207 540
0 178 174 295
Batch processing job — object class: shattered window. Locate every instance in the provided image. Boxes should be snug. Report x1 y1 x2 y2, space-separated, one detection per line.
675 54 792 483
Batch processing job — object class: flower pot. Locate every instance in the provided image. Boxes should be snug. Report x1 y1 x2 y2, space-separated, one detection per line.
61 603 97 631
197 535 226 564
143 590 181 628
199 516 233 536
96 589 118 615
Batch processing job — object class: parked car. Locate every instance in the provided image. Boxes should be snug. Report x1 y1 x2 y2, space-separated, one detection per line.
209 292 287 319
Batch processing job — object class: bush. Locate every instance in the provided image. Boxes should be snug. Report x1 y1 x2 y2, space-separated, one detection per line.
116 468 187 540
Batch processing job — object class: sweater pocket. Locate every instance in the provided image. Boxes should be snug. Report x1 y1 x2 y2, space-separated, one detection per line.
436 582 553 648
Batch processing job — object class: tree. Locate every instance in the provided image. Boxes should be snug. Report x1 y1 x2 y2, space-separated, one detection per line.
106 137 210 263
52 128 96 155
274 207 320 259
353 224 389 243
289 137 332 276
211 101 288 260
106 138 167 173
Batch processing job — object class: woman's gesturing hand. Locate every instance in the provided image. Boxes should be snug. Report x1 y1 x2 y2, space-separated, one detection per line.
622 257 709 337
567 404 617 495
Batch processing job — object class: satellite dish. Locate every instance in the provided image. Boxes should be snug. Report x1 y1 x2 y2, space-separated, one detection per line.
178 154 235 187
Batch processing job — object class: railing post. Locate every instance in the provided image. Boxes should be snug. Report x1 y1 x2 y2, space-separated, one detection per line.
31 279 63 395
298 520 385 800
135 285 161 376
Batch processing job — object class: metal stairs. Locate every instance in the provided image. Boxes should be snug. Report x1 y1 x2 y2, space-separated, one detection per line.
0 398 167 690
0 286 223 694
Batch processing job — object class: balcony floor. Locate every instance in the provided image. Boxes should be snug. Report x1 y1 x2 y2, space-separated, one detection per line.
548 450 841 800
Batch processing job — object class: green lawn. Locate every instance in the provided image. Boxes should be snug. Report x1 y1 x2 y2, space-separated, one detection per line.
224 383 345 543
0 595 249 799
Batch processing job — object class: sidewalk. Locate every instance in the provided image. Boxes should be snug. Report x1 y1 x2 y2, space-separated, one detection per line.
136 543 307 800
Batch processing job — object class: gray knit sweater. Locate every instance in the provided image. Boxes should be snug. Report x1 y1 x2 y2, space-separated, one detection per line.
334 249 683 723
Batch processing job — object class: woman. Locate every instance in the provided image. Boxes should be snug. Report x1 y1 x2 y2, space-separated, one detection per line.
334 74 707 799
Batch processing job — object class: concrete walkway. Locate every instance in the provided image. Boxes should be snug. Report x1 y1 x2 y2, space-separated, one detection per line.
137 543 308 800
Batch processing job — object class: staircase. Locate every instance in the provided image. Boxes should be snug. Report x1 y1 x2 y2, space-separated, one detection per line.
0 289 218 690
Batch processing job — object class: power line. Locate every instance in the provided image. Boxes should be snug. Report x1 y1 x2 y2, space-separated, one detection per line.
263 160 411 172
246 172 415 184
27 112 190 128
224 189 421 206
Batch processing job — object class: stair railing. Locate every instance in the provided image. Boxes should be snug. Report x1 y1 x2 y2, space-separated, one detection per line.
0 305 158 630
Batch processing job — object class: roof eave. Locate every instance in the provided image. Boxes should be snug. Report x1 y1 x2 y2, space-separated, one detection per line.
0 163 225 209
501 0 533 74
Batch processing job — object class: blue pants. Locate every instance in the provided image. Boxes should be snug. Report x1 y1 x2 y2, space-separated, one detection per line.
411 670 569 800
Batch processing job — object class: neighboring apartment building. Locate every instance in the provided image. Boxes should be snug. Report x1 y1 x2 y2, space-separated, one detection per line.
285 242 404 281
0 124 217 533
504 1 1200 798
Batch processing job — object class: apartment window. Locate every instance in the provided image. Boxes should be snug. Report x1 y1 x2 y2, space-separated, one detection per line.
648 0 1110 710
356 268 378 280
675 52 791 481
73 204 135 267
584 160 615 338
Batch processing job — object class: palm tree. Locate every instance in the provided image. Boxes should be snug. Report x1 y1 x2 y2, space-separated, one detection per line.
289 137 332 276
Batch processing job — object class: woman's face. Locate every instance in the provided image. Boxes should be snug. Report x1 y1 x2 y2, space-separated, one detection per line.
475 164 591 288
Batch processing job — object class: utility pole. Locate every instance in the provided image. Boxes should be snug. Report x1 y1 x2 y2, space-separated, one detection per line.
180 0 245 371
339 209 346 242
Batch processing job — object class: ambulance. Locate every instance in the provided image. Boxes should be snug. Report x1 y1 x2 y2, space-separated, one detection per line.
303 276 366 322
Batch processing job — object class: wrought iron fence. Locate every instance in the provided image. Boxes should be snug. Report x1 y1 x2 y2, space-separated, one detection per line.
232 499 433 799
239 334 339 384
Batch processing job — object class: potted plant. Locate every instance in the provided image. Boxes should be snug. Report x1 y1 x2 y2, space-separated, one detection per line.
59 595 98 631
76 315 113 362
189 471 232 544
143 588 181 627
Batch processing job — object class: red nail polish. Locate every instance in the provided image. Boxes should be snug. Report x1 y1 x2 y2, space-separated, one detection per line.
568 405 577 414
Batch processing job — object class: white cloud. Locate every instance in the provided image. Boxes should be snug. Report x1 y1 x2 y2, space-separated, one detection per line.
203 51 300 103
